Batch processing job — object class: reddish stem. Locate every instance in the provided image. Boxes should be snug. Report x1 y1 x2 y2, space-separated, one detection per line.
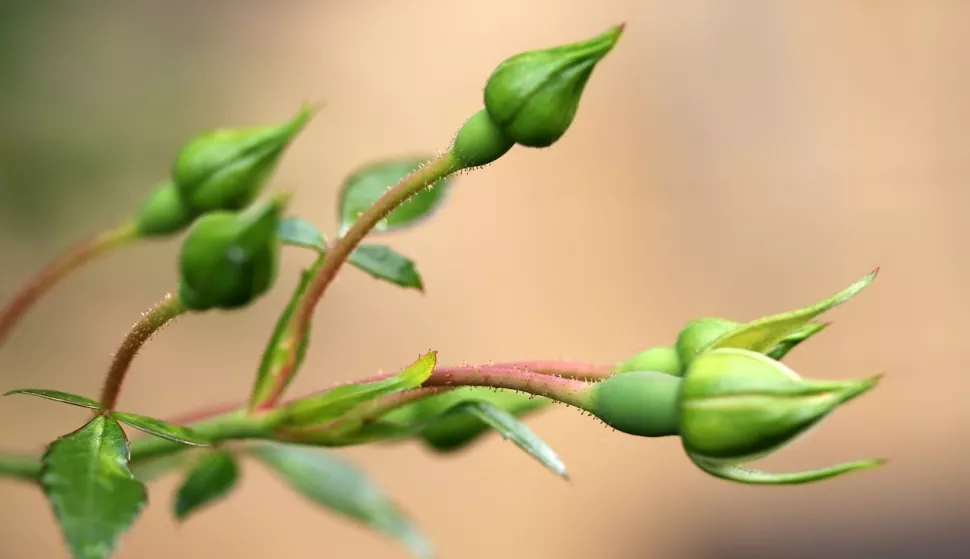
0 222 137 350
260 154 461 408
168 360 610 426
99 293 187 411
487 360 615 381
423 366 591 408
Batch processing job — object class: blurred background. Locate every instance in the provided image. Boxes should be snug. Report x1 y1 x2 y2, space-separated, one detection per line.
1 0 968 557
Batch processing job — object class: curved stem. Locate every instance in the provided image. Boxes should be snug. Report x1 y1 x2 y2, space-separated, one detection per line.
263 153 462 407
0 360 606 482
99 293 188 411
0 221 138 350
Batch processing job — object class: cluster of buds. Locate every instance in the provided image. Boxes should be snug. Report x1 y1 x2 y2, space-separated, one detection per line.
133 107 313 310
581 270 882 484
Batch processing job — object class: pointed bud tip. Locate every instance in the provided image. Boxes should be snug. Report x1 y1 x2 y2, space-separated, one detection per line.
838 374 883 403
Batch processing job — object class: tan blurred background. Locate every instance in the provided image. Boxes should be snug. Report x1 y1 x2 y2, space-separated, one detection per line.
1 1 969 558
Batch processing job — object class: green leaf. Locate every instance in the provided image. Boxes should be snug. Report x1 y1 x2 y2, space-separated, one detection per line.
5 388 100 410
41 416 147 559
249 443 434 559
405 388 550 451
280 351 436 427
174 451 240 521
248 261 320 410
689 453 885 485
765 322 830 361
331 389 551 450
278 216 327 252
112 411 211 447
338 157 454 235
710 269 878 354
349 244 424 291
443 401 568 478
130 452 198 484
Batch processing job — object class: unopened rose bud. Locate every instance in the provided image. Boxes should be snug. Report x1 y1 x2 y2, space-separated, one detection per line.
483 24 623 148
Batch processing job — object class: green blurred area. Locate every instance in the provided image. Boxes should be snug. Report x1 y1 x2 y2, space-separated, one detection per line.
0 1 222 234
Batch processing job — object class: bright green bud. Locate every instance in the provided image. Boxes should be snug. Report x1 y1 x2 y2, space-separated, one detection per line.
675 317 739 368
173 106 314 214
616 346 683 376
133 181 197 238
177 193 289 311
586 371 681 437
450 109 515 169
483 24 623 148
679 348 880 464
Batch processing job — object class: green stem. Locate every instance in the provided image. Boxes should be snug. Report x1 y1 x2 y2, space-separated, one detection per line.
0 453 42 481
0 221 138 350
128 411 275 464
99 293 188 411
263 152 462 407
0 362 601 482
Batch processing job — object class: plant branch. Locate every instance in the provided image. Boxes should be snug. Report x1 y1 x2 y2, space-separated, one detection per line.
487 360 615 381
0 452 42 482
262 153 461 407
422 366 592 408
0 222 138 350
0 359 609 482
99 293 188 411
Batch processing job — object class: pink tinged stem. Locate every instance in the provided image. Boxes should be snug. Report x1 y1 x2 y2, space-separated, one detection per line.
0 222 138 350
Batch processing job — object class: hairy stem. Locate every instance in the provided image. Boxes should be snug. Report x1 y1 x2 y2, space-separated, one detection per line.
423 366 592 408
0 360 608 482
99 293 188 410
263 153 462 407
487 360 615 381
0 222 138 350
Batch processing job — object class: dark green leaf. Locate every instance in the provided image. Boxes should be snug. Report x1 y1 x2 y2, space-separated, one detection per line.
278 217 326 252
280 351 436 427
41 416 147 559
333 389 551 450
443 401 568 479
250 443 433 559
416 389 550 452
248 261 320 410
112 411 211 447
5 388 100 410
338 157 454 235
174 451 239 520
349 244 424 291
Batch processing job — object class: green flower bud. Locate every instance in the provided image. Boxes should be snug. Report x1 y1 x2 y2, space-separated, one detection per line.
672 270 876 369
483 24 623 147
177 193 289 311
675 317 739 368
173 105 314 214
616 345 683 376
133 181 197 238
450 109 515 169
586 371 681 437
679 348 880 464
